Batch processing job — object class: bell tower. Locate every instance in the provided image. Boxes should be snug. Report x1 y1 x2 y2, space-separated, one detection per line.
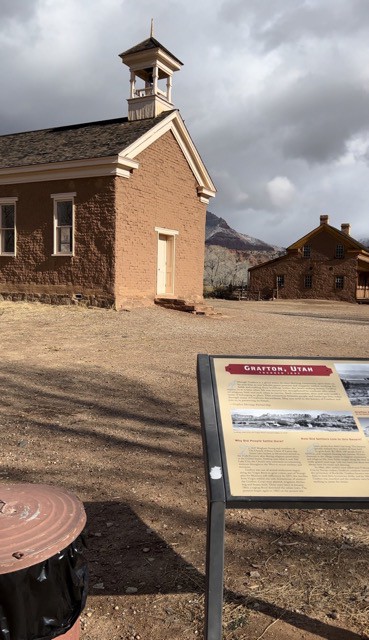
119 27 183 121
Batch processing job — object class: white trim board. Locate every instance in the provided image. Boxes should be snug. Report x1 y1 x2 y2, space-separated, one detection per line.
0 112 216 201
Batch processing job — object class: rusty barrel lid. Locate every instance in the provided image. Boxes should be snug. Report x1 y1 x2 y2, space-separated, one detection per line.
0 483 86 574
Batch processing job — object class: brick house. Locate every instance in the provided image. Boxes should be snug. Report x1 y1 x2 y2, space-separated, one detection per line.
249 215 369 303
0 35 215 308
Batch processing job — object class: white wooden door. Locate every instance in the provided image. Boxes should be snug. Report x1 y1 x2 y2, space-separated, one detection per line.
157 234 175 295
157 234 167 294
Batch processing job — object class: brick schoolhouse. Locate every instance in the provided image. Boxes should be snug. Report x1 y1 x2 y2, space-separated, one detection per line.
0 35 215 308
249 215 369 303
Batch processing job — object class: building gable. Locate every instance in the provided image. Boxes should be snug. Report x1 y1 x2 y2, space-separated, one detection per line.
288 222 369 256
118 110 216 203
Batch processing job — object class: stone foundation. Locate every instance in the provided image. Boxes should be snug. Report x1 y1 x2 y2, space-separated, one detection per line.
0 292 114 308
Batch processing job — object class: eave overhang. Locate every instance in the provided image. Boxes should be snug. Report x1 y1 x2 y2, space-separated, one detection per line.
0 155 139 185
0 111 216 203
249 253 288 271
358 254 369 267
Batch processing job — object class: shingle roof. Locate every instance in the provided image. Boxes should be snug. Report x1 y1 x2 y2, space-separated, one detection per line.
119 37 183 66
0 111 174 169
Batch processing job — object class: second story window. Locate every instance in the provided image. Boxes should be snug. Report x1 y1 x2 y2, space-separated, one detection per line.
51 192 76 256
335 244 345 259
276 274 285 288
304 274 313 288
302 244 311 258
0 198 17 256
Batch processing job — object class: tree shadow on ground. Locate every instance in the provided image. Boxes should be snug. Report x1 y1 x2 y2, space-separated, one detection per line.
85 501 367 640
1 360 368 639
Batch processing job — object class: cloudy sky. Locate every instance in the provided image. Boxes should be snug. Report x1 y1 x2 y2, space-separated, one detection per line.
1 0 369 246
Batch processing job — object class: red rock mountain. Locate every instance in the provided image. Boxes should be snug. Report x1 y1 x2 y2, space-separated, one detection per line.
204 212 284 288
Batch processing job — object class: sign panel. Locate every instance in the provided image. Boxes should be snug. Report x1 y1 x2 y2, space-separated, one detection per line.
211 357 369 500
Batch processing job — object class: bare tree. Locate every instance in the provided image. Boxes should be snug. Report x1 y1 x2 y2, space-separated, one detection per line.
204 246 250 289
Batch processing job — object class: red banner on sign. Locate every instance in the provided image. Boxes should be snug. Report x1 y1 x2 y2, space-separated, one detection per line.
225 364 332 376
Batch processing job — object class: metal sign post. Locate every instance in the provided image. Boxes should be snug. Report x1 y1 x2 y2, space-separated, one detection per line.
197 354 369 640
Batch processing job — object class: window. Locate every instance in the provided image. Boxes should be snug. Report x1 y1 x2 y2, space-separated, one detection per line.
335 275 344 289
304 274 313 288
276 275 285 288
335 244 345 258
0 198 17 255
302 244 311 258
51 192 76 255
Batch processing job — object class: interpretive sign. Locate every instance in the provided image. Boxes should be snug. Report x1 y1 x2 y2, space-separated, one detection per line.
212 356 369 501
197 355 369 640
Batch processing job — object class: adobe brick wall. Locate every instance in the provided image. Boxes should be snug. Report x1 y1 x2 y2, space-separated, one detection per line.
114 130 207 308
0 131 208 309
0 177 116 306
249 228 359 302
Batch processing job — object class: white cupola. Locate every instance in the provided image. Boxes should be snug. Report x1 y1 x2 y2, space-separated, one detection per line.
119 27 183 121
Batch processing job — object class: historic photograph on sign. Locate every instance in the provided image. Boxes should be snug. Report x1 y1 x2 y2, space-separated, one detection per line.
231 408 358 433
334 363 369 406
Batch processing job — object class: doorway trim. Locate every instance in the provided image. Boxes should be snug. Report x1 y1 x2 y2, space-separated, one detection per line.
155 227 179 296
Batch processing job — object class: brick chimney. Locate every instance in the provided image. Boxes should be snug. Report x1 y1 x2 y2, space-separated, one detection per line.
341 223 351 235
320 215 329 225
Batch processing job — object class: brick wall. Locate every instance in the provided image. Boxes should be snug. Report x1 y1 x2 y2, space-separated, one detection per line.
249 228 359 302
0 177 116 306
114 130 207 308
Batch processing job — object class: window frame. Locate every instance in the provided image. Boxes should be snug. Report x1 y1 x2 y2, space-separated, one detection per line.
0 197 18 256
304 274 313 288
276 274 285 289
335 244 345 259
302 244 311 258
335 275 344 290
51 192 76 256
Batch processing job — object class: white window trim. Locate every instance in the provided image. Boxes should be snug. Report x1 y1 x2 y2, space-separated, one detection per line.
0 197 18 256
51 192 76 256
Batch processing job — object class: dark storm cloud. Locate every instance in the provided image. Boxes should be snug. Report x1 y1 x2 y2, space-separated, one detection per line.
0 0 40 24
220 0 369 50
0 0 368 246
197 71 369 169
259 0 369 50
264 78 369 164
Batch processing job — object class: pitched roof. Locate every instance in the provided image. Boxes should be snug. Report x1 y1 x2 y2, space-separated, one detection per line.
249 221 369 272
0 111 173 169
288 222 369 254
119 37 183 66
248 253 287 271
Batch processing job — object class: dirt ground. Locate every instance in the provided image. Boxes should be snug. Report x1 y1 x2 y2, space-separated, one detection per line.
1 298 369 640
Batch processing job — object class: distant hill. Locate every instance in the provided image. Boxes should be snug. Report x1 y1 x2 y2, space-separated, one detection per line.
204 212 284 289
206 211 281 253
